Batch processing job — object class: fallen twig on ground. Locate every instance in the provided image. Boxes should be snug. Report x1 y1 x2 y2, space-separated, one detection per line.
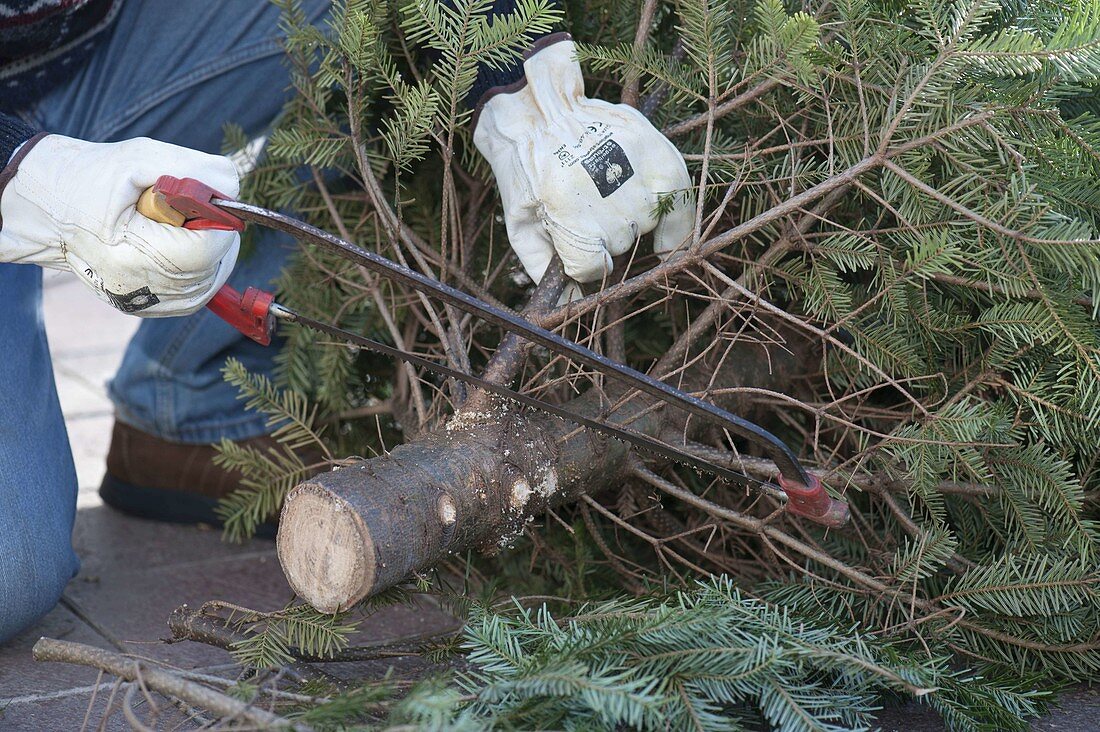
32 637 311 731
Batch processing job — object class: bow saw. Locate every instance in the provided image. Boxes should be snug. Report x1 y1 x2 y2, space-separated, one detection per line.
137 175 849 528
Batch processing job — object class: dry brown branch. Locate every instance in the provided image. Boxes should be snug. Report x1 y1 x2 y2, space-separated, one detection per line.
471 258 566 390
619 0 660 108
535 110 997 333
663 79 782 137
33 638 309 731
348 77 472 388
167 604 456 663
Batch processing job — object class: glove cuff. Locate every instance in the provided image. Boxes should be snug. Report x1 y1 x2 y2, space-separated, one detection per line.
0 131 49 233
471 31 574 133
0 114 38 166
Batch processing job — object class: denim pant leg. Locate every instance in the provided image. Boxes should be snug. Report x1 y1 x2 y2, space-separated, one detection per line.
0 264 80 641
25 0 331 443
107 230 297 442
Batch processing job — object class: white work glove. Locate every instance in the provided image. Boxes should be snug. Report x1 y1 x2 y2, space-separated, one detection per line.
0 135 240 317
473 35 694 286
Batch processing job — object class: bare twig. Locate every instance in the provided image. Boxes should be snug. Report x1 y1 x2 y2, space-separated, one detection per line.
33 638 310 731
168 604 458 663
663 79 782 138
535 111 997 332
481 260 567 383
620 0 661 108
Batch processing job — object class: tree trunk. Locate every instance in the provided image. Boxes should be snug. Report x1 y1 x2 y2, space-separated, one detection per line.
277 333 806 613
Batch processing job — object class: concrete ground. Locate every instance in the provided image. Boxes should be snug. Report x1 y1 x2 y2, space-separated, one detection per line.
0 272 458 730
0 272 1095 730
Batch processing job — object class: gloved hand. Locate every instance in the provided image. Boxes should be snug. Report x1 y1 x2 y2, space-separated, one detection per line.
0 135 240 317
473 34 694 286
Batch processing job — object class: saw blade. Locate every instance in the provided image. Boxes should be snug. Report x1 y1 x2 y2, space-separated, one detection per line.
216 198 812 487
274 304 776 494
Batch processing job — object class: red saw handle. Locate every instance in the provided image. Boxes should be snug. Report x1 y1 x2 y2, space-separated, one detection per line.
136 176 275 346
778 474 849 528
207 285 276 347
138 175 246 231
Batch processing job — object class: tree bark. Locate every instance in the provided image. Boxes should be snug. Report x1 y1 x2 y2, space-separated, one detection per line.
277 333 807 613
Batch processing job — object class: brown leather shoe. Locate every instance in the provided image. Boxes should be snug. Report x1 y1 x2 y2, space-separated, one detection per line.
99 421 292 537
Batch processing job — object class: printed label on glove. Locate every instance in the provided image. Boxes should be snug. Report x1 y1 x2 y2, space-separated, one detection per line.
84 267 161 312
552 122 611 167
106 286 161 313
580 139 634 198
550 123 635 198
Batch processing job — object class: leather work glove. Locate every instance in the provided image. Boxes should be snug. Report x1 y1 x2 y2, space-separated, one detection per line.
473 34 694 287
0 135 240 317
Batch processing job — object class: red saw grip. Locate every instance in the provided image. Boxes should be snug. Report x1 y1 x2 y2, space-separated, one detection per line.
138 176 275 345
151 175 245 231
777 474 850 528
207 286 276 346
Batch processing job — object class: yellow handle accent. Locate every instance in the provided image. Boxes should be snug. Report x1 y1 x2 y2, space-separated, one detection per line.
137 187 187 227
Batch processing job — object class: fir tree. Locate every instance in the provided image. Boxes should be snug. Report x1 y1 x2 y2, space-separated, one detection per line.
206 0 1100 728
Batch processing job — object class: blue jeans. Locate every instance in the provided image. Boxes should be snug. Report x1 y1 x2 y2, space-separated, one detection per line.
0 0 330 641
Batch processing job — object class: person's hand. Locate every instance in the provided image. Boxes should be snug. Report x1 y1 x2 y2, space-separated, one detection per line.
0 135 239 317
473 34 694 287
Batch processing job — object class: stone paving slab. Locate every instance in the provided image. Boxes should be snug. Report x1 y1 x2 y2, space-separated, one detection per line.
872 686 1100 732
42 271 137 505
0 605 107 700
0 686 133 732
0 681 197 731
1033 686 1100 732
72 506 275 577
65 511 292 669
63 557 293 669
0 507 460 730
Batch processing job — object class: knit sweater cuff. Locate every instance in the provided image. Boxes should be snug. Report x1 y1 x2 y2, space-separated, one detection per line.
0 114 37 166
464 0 562 109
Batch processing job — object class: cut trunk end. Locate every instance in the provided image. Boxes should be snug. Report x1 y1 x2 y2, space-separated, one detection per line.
277 485 375 613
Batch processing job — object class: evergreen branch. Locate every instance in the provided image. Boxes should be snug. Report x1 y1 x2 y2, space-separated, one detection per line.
212 3 1100 727
883 159 1100 246
533 109 1002 332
